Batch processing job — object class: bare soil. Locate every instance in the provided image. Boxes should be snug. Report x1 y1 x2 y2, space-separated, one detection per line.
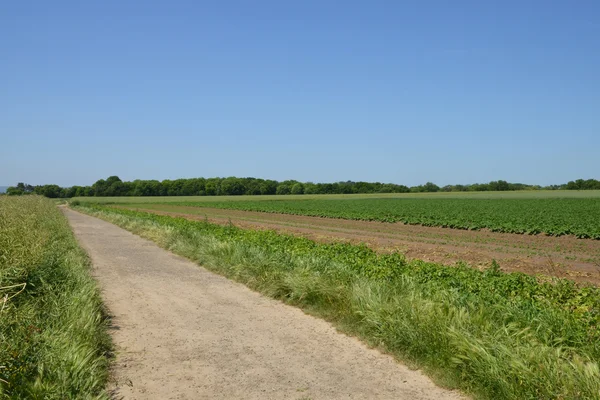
121 205 600 286
63 208 465 400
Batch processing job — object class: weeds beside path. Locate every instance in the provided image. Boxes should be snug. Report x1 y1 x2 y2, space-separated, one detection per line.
0 197 110 398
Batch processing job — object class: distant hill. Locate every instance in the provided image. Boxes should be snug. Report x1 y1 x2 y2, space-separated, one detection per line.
0 186 8 193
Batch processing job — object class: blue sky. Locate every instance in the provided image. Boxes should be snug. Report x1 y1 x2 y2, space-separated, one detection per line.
1 1 598 187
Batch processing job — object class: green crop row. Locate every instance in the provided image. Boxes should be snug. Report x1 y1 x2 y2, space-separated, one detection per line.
78 204 600 399
0 197 110 398
152 197 600 239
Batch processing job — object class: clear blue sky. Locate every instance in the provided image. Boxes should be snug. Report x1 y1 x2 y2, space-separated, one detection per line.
1 1 598 187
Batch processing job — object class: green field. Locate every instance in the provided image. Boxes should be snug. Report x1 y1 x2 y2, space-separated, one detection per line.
77 191 600 239
75 189 600 203
76 203 600 400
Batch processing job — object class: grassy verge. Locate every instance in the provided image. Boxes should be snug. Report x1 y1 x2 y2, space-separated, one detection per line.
0 197 110 399
76 204 600 400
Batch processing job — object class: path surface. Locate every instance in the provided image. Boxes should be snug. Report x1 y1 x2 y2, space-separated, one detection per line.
63 208 465 400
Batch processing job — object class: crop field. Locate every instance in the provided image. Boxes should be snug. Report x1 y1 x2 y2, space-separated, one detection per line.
95 203 599 284
75 189 600 203
75 203 600 399
144 197 600 238
76 191 600 239
75 191 600 284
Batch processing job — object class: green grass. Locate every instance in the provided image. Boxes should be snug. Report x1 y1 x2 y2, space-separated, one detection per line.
77 203 600 400
0 197 110 399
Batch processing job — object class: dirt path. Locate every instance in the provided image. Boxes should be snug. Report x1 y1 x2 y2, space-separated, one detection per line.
63 208 464 400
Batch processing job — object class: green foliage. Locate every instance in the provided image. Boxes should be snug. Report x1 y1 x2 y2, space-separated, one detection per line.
275 184 291 195
290 182 305 195
566 179 600 190
220 177 246 195
5 187 23 196
78 204 600 399
259 180 278 195
411 182 441 192
0 197 110 398
34 184 64 198
163 197 600 239
8 177 600 199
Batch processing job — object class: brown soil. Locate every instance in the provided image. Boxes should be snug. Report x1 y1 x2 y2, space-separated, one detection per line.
119 205 600 286
64 207 465 399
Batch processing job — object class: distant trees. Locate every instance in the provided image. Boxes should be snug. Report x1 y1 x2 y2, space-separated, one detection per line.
91 176 124 196
565 179 600 190
6 183 34 196
34 185 63 198
6 187 24 196
410 182 440 193
275 184 291 195
291 183 305 195
259 180 278 195
5 177 600 199
220 178 245 196
439 181 546 192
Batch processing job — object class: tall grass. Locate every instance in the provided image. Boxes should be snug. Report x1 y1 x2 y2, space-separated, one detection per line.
0 197 110 399
78 205 600 400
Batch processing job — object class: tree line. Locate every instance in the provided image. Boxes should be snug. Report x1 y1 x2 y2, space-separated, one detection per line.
4 177 600 198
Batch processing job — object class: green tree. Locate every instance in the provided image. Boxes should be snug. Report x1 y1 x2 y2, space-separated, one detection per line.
291 183 305 195
243 178 262 195
276 184 291 195
259 180 278 195
423 182 440 192
34 184 63 198
16 183 34 194
489 180 510 191
220 177 245 195
303 183 318 194
205 179 219 196
181 179 200 196
6 187 23 196
92 176 122 196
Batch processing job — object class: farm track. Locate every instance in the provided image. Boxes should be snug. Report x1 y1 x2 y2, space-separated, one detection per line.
63 207 464 400
120 205 600 286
